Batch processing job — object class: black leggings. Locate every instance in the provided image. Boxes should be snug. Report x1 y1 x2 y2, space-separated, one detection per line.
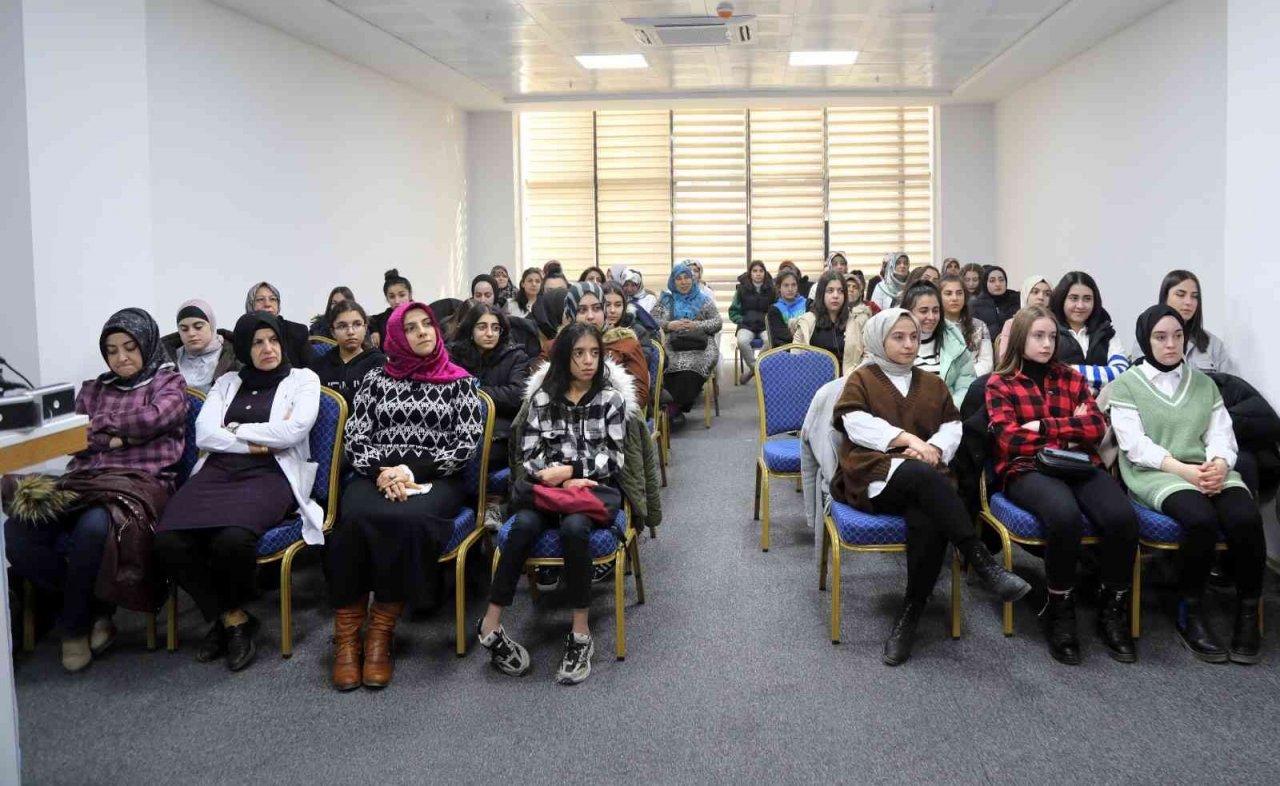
665 370 706 412
1004 468 1138 591
871 461 980 603
1160 486 1265 598
154 527 259 622
489 509 597 609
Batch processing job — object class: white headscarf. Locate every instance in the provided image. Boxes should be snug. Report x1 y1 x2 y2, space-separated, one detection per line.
1020 275 1051 308
859 307 921 376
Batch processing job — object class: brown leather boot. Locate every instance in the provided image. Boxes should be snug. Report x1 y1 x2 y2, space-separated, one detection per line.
331 598 367 691
362 601 404 688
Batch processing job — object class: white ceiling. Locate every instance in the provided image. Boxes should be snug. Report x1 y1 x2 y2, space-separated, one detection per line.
214 0 1175 108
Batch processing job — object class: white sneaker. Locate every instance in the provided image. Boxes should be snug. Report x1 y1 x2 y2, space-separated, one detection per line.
556 632 594 685
89 617 117 655
483 502 504 532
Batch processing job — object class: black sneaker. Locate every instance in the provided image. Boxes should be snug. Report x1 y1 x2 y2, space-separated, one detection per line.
556 632 594 685
534 567 561 592
477 620 532 677
225 614 260 672
592 562 616 584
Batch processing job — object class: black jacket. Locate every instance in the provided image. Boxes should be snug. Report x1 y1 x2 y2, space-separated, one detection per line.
278 318 314 368
1054 310 1117 367
734 271 776 333
970 292 1020 336
449 341 530 420
1208 371 1280 502
506 317 543 361
160 329 240 384
307 347 386 412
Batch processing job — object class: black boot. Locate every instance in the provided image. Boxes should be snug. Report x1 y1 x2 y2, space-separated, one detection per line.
882 598 927 667
965 543 1031 602
1040 590 1081 665
1176 597 1227 663
1230 598 1261 665
1097 586 1136 663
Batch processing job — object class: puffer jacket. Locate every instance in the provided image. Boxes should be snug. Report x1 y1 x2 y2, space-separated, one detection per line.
449 341 530 420
1208 371 1280 502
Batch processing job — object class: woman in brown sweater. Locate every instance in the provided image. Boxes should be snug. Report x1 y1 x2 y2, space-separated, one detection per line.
831 308 1030 665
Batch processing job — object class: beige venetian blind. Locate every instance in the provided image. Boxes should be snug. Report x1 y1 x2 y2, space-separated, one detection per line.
748 109 827 276
518 111 596 275
595 110 672 289
827 107 933 276
672 109 747 316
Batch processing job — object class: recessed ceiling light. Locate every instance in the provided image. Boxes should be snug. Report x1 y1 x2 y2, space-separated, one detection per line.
789 50 859 66
575 54 648 70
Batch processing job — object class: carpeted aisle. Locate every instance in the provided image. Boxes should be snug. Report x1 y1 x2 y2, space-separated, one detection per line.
12 364 1280 784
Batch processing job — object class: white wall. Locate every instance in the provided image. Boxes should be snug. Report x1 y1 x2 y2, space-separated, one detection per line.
146 0 467 336
936 104 996 267
995 0 1227 331
465 111 518 281
0 0 38 387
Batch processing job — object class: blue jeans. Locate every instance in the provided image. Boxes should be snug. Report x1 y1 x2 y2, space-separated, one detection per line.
5 506 114 636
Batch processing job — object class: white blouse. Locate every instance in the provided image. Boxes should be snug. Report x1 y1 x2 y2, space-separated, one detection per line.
1110 363 1238 470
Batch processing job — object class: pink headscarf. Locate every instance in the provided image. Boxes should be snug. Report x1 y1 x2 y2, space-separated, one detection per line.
382 301 471 384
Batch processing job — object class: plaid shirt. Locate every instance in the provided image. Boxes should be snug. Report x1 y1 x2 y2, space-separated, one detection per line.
68 368 188 483
985 364 1105 482
522 383 626 482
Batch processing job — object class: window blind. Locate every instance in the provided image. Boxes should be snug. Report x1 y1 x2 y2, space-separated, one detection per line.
595 110 672 291
518 111 596 275
748 109 827 277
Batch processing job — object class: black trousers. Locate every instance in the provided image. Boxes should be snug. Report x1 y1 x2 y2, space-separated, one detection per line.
5 506 114 636
665 370 706 412
871 461 979 603
1004 468 1138 591
490 509 595 609
154 527 259 622
1161 487 1265 598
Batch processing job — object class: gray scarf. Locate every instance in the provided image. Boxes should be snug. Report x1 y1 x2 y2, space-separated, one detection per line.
858 308 920 376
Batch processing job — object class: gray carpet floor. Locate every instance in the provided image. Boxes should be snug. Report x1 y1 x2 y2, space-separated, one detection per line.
13 371 1280 785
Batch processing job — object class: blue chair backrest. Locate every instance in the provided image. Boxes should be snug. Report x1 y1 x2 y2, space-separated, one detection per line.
308 388 347 505
174 389 205 486
644 343 659 387
310 339 337 358
463 390 495 499
758 347 838 437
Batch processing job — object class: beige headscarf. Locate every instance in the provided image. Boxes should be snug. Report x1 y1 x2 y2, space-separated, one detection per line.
1020 275 1051 308
859 307 921 376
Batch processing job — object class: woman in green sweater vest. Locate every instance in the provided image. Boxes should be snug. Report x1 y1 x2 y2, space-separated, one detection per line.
1108 305 1264 665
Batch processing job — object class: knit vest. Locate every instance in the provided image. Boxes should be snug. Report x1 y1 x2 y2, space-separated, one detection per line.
1108 365 1246 509
830 365 960 511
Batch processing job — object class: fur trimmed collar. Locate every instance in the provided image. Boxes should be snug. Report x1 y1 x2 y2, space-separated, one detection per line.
524 355 639 417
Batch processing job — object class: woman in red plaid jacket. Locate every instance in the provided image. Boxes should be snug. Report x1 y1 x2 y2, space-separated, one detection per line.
986 305 1138 666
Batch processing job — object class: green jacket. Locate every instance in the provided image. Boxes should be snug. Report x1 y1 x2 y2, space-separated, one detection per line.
936 320 977 407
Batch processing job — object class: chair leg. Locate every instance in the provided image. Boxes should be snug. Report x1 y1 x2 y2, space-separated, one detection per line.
761 470 772 552
279 547 299 658
657 434 668 488
22 580 35 653
454 545 470 657
819 520 830 590
733 345 740 386
629 536 645 605
1002 535 1015 637
703 378 712 429
1131 548 1142 640
830 540 842 644
713 374 720 417
145 613 157 651
753 463 762 521
166 582 178 652
614 551 626 661
950 548 962 639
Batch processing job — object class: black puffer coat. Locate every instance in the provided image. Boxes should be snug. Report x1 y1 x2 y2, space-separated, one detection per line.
1208 372 1280 502
731 271 776 333
449 341 531 420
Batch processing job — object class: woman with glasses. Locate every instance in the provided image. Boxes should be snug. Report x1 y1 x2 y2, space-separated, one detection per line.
308 299 386 411
244 281 313 367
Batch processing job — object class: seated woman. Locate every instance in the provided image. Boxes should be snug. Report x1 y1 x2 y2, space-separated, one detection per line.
326 302 483 690
307 299 385 411
309 286 353 338
506 267 543 320
942 258 961 277
369 269 414 348
959 262 984 298
568 282 649 410
1049 271 1128 391
904 264 941 289
846 271 878 316
869 251 910 311
245 281 313 367
765 269 808 346
653 263 722 419
602 281 654 348
791 271 872 375
448 303 529 471
994 274 1051 362
685 259 715 300
161 299 239 393
728 260 775 383
578 266 606 285
899 281 976 407
986 305 1139 664
6 308 186 672
831 309 1030 666
491 265 517 305
969 265 1020 337
1150 270 1235 373
938 274 993 376
470 274 500 308
478 322 629 685
1108 305 1264 665
155 312 323 672
620 269 658 316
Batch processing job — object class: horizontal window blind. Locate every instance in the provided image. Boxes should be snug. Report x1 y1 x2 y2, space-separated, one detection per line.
749 109 826 277
596 110 672 292
518 111 596 275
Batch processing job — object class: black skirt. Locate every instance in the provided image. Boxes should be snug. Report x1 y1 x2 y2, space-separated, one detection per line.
157 453 295 537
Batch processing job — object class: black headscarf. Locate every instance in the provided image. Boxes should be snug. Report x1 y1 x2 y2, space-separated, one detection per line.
233 311 293 390
1134 304 1186 374
982 265 1019 309
97 307 172 390
534 288 570 339
471 274 502 305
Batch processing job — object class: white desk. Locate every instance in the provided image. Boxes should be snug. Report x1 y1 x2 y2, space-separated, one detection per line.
0 414 89 783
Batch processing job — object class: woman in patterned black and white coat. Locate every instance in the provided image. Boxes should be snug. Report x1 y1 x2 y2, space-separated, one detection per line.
324 302 483 691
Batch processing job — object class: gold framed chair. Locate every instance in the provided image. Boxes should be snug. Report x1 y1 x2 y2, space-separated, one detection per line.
645 340 668 488
733 334 765 386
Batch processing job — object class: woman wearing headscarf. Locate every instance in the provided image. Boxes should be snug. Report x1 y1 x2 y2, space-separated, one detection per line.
161 299 239 393
620 268 658 316
969 265 1021 337
470 274 502 308
869 251 911 311
5 308 186 672
244 281 313 367
994 274 1052 362
155 312 323 673
326 302 483 690
831 309 1029 666
1107 305 1264 665
1049 271 1128 391
685 259 715 300
653 262 722 416
491 265 517 305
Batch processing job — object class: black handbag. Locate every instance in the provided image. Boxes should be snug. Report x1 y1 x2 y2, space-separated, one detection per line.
669 331 709 351
1035 447 1095 480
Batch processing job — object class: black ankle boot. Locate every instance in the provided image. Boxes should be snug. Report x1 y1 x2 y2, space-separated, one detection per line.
1230 598 1261 665
882 598 928 667
965 543 1031 602
1040 590 1081 665
1176 597 1227 663
1097 586 1136 663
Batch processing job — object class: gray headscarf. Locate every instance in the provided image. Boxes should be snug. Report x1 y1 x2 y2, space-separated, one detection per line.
564 281 604 324
174 298 223 391
859 307 921 376
97 307 173 390
244 281 281 315
877 251 909 302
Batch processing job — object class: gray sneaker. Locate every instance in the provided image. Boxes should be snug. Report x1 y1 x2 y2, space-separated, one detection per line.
556 632 594 685
477 621 532 677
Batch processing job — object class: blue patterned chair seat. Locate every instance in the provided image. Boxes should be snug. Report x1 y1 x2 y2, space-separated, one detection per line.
988 493 1097 540
761 438 802 473
829 501 906 546
258 518 304 556
496 509 628 560
443 507 477 554
487 467 510 496
1132 501 1225 544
